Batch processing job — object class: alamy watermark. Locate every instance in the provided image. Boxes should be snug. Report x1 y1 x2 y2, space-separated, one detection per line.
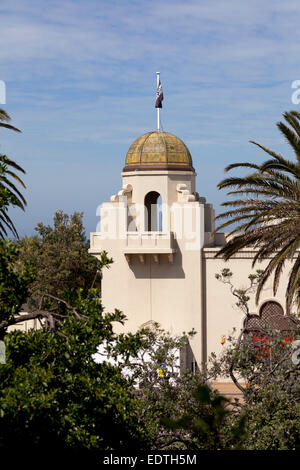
94 201 203 251
0 81 6 104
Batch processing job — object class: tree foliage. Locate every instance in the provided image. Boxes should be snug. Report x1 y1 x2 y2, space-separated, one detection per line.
115 324 246 450
1 104 299 452
0 109 25 239
0 240 34 337
208 269 300 450
15 210 112 309
161 383 246 450
209 329 300 449
0 293 150 451
215 110 300 313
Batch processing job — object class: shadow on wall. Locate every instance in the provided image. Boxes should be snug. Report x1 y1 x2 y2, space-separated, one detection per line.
128 239 185 279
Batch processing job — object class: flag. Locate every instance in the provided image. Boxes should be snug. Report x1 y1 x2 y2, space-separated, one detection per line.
155 79 164 108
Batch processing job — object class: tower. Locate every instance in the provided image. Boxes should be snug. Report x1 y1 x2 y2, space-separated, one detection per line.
89 129 217 369
89 76 299 388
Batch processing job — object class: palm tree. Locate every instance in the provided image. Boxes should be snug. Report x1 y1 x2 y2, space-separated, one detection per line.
0 108 26 238
0 109 21 133
215 110 300 314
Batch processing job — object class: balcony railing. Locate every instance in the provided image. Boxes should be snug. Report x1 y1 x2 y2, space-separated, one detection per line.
89 231 176 263
124 231 175 254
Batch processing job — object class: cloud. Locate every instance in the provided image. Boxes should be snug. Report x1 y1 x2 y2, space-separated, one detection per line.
1 0 300 236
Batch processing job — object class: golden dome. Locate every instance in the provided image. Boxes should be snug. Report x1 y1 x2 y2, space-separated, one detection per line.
123 131 194 172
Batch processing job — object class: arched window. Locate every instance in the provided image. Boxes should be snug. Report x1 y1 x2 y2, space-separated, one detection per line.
244 300 296 331
144 191 162 231
260 301 284 320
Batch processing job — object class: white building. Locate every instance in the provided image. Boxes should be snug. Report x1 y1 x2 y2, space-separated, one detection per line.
89 129 297 375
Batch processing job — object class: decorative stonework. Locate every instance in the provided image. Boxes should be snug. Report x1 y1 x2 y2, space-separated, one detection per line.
203 249 300 260
110 183 132 203
176 183 197 203
244 301 299 331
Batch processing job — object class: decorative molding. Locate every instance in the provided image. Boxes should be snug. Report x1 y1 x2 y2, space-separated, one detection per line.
110 183 133 202
138 254 145 264
202 249 300 260
176 183 196 203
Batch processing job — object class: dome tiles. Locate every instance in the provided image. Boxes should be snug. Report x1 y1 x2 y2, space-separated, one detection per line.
123 131 194 172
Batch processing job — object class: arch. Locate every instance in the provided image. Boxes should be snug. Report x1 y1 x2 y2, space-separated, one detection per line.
243 299 298 332
259 300 284 319
144 191 162 231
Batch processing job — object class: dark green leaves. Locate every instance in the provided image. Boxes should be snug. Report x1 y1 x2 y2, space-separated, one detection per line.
0 295 150 451
17 210 112 308
0 240 34 334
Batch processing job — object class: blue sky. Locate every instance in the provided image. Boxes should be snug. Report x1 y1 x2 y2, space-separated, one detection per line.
1 0 300 238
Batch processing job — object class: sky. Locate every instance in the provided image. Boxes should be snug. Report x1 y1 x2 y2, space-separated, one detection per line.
1 0 300 238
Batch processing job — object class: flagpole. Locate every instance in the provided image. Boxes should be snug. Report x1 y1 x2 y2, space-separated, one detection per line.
156 72 160 131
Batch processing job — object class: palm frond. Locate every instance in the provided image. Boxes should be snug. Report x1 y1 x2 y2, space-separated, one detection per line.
0 210 18 239
0 176 26 206
0 111 25 238
249 140 284 161
0 109 10 122
282 111 300 138
216 111 300 310
0 155 26 174
0 123 21 133
224 162 261 172
0 109 21 133
286 254 300 313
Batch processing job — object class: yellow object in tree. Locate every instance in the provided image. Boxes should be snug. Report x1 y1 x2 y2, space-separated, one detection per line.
221 334 226 344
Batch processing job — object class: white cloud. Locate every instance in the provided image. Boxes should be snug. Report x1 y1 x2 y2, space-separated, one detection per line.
1 0 300 236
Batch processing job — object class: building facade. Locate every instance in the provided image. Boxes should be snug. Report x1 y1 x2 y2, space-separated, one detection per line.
89 130 296 373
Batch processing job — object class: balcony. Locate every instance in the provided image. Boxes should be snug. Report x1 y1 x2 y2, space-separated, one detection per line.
124 231 176 263
89 231 176 263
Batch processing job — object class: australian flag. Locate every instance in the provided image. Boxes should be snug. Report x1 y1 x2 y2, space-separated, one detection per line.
155 79 164 108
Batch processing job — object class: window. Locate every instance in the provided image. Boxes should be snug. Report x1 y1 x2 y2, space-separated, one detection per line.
244 300 296 331
144 191 162 231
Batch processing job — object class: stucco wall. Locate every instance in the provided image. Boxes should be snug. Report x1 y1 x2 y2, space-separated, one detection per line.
203 248 294 365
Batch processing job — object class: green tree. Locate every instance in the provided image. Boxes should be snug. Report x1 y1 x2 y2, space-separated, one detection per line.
209 269 300 449
0 109 26 239
120 324 246 450
0 292 150 451
161 383 246 450
215 110 300 313
209 329 300 449
16 210 112 308
0 228 112 334
0 240 34 338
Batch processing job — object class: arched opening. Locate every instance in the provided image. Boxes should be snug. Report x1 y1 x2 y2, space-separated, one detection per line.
259 301 284 319
144 191 162 231
243 300 298 361
243 300 295 332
